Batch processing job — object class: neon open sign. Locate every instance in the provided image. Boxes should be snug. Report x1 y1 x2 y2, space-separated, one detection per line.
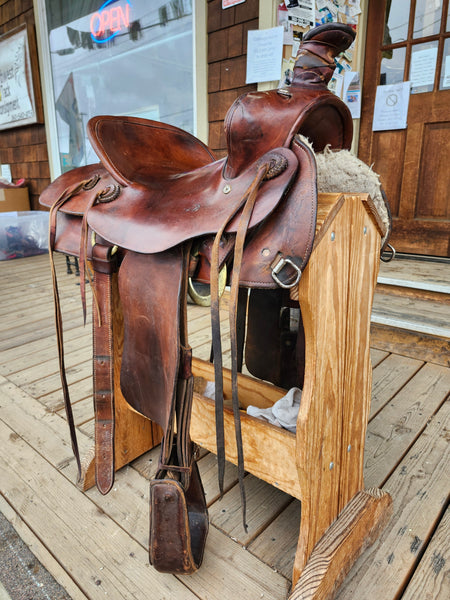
90 0 132 43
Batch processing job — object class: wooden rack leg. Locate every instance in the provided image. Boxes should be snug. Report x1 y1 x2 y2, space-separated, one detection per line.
289 489 393 600
78 274 162 491
291 195 391 590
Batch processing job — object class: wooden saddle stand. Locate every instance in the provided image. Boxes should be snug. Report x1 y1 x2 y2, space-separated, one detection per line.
41 24 393 599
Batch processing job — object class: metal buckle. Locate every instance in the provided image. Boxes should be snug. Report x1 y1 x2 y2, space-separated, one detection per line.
91 231 118 256
271 256 302 289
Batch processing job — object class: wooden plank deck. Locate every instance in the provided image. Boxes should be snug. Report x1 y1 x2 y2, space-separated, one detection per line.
0 253 448 600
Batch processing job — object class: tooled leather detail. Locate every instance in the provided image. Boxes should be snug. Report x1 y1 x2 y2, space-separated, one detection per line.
96 184 121 203
83 173 101 190
259 152 289 181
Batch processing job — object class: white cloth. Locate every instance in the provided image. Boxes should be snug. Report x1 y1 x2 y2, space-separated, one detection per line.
246 387 301 432
203 380 216 400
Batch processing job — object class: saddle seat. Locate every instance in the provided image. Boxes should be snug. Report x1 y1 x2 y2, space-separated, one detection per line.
41 118 300 259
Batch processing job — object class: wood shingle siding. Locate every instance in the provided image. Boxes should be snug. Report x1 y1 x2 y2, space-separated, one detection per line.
207 0 259 156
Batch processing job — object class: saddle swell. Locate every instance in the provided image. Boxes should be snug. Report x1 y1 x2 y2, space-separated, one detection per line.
224 90 352 180
40 22 357 576
224 22 355 179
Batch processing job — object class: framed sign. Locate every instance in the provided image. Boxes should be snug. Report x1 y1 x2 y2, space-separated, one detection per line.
0 24 42 130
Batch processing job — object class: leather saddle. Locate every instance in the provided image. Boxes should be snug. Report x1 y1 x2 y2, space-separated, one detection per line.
40 23 355 574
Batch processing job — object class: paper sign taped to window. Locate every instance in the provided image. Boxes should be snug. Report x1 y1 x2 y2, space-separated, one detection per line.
410 47 437 88
373 81 411 131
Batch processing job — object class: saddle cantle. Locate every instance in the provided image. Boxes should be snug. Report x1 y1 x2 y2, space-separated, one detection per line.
40 23 356 574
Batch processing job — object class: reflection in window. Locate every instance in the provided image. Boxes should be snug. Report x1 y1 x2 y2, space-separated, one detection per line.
413 0 442 38
383 0 411 45
440 38 450 89
410 41 439 93
380 47 406 85
45 0 194 172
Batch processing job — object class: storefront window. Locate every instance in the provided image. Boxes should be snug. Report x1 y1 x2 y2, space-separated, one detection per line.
43 0 194 172
383 0 411 44
380 47 406 85
413 0 442 38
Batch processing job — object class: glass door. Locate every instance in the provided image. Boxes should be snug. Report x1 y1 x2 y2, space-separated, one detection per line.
360 0 450 257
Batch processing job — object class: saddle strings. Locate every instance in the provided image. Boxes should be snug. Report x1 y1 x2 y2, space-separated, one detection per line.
48 177 102 483
79 195 103 327
210 162 270 532
48 179 96 481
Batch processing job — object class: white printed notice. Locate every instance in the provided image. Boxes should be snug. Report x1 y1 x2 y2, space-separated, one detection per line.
286 0 315 28
246 27 284 84
0 33 34 127
410 47 437 89
443 55 450 89
372 81 411 131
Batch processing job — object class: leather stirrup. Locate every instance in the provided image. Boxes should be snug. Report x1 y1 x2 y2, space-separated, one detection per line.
149 461 208 573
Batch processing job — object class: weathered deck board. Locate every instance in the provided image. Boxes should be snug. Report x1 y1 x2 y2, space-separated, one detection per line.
372 294 450 338
0 376 290 600
57 396 95 426
248 499 301 578
41 376 93 410
335 400 450 599
0 324 89 375
378 256 450 294
0 312 87 351
370 347 390 368
21 359 92 399
365 363 450 487
0 420 201 600
0 375 92 466
208 474 292 545
7 344 91 386
197 452 239 505
370 354 424 419
401 505 450 600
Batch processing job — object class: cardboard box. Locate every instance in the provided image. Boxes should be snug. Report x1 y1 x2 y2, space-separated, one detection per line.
0 188 30 212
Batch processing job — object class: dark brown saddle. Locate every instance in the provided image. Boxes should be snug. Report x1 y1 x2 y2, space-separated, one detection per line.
40 23 355 574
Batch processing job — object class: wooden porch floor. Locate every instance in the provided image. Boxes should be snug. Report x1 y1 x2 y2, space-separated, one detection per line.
0 253 448 600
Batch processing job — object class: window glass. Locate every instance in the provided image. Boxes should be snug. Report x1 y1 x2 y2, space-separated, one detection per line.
439 37 450 89
383 0 411 44
380 46 406 84
413 0 442 38
410 40 439 93
45 0 194 172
